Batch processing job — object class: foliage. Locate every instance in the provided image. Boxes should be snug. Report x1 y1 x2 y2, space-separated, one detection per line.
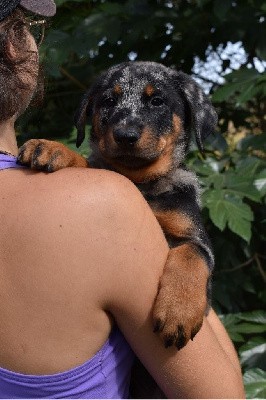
221 311 266 397
17 0 266 396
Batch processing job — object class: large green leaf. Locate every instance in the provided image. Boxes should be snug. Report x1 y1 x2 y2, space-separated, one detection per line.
240 338 266 369
243 369 266 399
237 310 266 324
239 135 266 152
212 68 262 104
219 313 266 346
204 190 253 241
232 323 266 334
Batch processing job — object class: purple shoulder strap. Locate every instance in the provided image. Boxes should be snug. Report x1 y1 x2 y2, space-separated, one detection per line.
0 154 25 170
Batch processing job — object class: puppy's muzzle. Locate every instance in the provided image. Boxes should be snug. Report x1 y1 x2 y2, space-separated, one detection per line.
113 127 140 145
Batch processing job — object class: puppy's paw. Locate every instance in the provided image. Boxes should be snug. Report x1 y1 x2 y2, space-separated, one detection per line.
18 139 88 172
153 244 209 350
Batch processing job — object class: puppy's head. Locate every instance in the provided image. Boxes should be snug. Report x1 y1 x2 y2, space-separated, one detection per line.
75 62 217 182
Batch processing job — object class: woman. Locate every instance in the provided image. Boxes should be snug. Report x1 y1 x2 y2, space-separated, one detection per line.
0 1 245 398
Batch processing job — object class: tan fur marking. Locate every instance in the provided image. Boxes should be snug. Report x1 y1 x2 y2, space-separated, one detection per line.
92 112 101 138
172 114 182 137
144 84 155 96
111 156 173 183
153 209 193 237
163 244 209 310
99 128 114 155
113 84 122 95
42 142 89 169
64 152 89 168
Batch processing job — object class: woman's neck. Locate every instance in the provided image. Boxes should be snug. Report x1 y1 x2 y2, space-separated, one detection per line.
0 118 19 156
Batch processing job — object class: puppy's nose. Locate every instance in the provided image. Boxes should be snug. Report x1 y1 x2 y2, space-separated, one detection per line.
113 128 140 145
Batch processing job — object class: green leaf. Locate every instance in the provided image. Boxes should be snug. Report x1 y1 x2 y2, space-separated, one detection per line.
207 190 227 230
227 68 259 83
240 338 266 369
243 368 266 399
254 170 266 196
204 190 253 241
240 336 266 351
228 331 245 342
224 173 262 202
227 206 253 242
236 83 265 104
235 156 264 176
212 83 238 102
237 310 266 324
219 313 246 342
239 135 266 152
212 68 261 103
232 323 266 334
190 162 218 177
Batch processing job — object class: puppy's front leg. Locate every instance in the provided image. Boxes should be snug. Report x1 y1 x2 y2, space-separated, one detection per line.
18 139 89 172
151 205 213 349
153 243 209 349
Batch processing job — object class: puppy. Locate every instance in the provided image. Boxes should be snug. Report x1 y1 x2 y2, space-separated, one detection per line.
19 61 217 350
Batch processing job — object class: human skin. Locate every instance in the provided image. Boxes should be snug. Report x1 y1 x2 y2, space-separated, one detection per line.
0 23 245 399
0 164 245 399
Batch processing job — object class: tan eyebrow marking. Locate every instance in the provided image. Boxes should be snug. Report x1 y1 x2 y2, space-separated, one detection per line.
113 84 122 95
144 84 155 96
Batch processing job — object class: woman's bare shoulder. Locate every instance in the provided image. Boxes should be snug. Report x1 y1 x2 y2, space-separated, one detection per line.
29 167 144 205
18 166 168 271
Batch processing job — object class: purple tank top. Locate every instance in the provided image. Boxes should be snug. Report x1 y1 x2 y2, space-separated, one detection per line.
0 153 24 170
0 327 135 399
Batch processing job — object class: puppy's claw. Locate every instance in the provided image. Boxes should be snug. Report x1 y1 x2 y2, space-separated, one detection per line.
176 325 186 350
17 145 29 165
191 322 203 341
32 144 45 169
153 319 163 333
164 335 175 348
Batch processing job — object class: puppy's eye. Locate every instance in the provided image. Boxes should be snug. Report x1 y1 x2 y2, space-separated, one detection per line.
102 97 117 107
150 96 164 106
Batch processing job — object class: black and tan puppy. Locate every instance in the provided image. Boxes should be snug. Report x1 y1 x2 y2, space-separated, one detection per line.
19 61 217 350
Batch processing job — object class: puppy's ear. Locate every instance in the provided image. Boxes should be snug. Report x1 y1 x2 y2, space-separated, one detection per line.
74 93 92 148
175 71 218 152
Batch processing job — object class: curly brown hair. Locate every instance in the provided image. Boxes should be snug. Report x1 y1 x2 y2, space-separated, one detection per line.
0 8 41 122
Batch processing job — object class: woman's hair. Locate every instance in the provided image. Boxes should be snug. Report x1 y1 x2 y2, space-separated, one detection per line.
0 8 41 121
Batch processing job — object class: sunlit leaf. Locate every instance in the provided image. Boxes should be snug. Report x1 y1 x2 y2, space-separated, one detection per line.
243 369 266 399
237 310 266 324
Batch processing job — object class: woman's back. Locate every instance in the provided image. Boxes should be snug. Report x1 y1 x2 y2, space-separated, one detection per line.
0 167 166 374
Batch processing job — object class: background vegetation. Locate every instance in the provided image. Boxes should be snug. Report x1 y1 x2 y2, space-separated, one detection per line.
18 0 266 396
